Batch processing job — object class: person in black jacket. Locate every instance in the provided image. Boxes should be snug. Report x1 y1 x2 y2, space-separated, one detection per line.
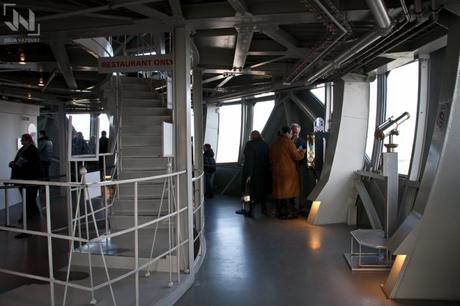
241 131 271 217
203 144 216 198
38 130 53 180
9 134 41 236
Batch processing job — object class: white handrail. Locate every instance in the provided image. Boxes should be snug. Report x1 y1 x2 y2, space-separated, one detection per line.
0 167 205 306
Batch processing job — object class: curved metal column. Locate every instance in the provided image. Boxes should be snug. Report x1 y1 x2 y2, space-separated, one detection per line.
384 15 460 300
307 74 369 224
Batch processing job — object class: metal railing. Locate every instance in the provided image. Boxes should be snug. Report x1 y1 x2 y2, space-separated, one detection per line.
0 166 205 306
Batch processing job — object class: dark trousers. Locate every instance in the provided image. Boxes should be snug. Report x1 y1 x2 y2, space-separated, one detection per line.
204 173 215 196
40 161 51 181
20 186 40 219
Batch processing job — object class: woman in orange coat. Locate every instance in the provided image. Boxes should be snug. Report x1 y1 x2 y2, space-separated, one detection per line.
270 126 306 219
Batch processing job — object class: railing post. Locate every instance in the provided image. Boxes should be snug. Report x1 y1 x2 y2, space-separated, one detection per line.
4 187 9 226
22 188 27 230
81 166 96 305
134 182 139 306
45 185 55 306
175 174 181 282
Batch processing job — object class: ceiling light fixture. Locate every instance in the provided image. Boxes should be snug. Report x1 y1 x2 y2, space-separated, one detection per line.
27 93 32 100
38 77 44 87
19 52 26 64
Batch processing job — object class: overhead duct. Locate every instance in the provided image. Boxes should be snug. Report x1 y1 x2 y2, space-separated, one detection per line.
307 0 393 84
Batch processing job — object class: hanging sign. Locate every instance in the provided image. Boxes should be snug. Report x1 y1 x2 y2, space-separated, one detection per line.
98 55 173 73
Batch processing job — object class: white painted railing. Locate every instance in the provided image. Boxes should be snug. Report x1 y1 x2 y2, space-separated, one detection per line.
0 166 205 306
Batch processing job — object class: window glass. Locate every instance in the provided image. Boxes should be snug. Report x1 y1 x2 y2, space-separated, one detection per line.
386 61 419 175
99 113 110 137
365 79 378 159
253 100 275 133
311 85 325 104
216 104 242 163
67 114 91 139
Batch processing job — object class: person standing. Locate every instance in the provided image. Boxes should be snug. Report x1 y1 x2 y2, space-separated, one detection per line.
240 130 271 217
38 130 53 180
203 144 216 198
270 126 305 219
99 130 109 179
291 123 306 149
291 123 308 216
9 134 41 237
99 130 109 154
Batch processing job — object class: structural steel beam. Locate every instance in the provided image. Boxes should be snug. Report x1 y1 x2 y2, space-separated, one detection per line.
202 75 226 84
227 0 250 16
201 68 268 76
168 0 183 17
217 76 234 88
233 26 254 69
50 43 78 89
127 4 172 23
0 62 97 72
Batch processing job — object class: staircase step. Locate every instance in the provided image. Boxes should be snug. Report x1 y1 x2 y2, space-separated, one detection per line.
119 170 170 180
71 228 177 271
118 182 167 197
122 125 163 135
110 215 174 230
121 90 155 99
121 135 162 147
121 145 162 157
123 115 172 126
123 157 168 170
114 198 169 215
122 98 163 107
122 145 164 158
72 253 177 272
119 76 149 84
121 83 151 91
123 107 171 116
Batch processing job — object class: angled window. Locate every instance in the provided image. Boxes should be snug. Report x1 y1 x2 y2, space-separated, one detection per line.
386 61 419 175
311 85 325 104
216 104 242 163
365 79 378 160
99 113 110 137
253 100 275 133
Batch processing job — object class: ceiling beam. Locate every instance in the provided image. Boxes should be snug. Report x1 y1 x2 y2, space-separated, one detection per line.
203 74 226 84
227 0 250 16
127 4 172 23
233 26 254 69
187 10 370 30
261 26 304 57
50 43 78 89
201 68 269 76
249 56 286 69
4 3 133 21
247 51 286 56
0 62 97 72
0 19 172 44
217 76 234 88
37 0 164 22
168 0 183 17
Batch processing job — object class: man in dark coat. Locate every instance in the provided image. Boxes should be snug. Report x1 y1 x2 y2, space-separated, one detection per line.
9 134 41 237
241 130 271 217
203 144 216 198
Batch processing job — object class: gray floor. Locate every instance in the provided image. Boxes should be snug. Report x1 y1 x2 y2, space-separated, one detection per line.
176 196 457 306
